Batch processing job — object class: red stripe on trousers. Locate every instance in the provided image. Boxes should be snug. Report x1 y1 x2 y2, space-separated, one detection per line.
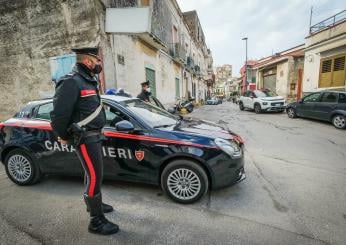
80 144 96 197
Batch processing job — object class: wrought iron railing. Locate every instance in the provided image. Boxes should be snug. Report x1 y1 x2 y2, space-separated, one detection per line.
169 43 187 62
310 10 346 35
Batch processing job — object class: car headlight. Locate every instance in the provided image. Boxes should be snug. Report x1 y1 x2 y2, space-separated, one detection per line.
214 138 242 159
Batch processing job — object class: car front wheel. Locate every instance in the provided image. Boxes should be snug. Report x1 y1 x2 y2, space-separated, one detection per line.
4 149 41 185
287 108 297 118
332 115 346 129
161 160 208 204
254 104 261 114
239 102 244 111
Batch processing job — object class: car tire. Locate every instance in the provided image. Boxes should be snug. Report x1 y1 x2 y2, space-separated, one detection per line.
287 108 297 118
161 160 208 204
332 115 346 129
4 149 41 186
239 102 244 111
254 103 261 114
187 107 193 113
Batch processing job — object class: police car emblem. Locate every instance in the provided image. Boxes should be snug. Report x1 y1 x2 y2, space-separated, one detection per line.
135 150 145 161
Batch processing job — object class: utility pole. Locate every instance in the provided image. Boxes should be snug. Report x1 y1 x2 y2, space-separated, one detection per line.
242 37 248 94
309 6 313 34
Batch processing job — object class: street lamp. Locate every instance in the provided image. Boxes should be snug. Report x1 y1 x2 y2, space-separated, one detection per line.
242 37 248 94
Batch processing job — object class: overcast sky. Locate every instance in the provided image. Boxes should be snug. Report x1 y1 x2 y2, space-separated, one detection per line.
177 0 345 76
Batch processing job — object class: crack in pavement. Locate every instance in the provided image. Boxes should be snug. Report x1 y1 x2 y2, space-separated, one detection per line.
246 150 320 242
197 208 332 245
0 209 46 245
111 185 331 245
261 154 346 176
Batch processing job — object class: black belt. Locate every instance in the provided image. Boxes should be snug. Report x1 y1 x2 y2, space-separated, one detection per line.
83 130 102 137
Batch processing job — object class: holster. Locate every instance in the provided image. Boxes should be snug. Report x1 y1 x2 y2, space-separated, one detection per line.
68 123 86 146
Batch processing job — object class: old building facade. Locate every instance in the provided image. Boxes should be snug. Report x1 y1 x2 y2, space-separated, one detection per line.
253 45 305 101
0 0 214 120
303 10 346 94
214 64 232 97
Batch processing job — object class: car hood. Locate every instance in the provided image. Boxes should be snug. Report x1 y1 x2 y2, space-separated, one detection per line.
158 117 238 140
258 96 284 101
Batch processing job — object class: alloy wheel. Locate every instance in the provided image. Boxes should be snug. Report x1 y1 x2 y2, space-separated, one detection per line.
333 115 346 129
254 104 261 114
7 154 32 182
287 108 296 118
167 168 201 201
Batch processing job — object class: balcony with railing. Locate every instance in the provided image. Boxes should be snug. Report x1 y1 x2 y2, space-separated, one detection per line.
186 56 195 71
169 43 187 63
194 65 201 75
309 10 346 35
105 7 166 49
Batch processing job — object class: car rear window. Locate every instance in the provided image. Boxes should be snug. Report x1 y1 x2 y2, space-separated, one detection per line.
339 93 346 103
320 92 338 103
36 103 53 120
14 105 35 119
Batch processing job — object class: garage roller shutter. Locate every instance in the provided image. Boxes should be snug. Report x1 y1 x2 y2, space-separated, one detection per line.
332 56 345 87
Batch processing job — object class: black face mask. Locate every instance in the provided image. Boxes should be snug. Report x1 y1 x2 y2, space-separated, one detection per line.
92 64 102 74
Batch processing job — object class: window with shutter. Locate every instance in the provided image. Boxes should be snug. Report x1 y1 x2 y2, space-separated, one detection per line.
332 56 345 87
319 54 346 88
319 59 332 88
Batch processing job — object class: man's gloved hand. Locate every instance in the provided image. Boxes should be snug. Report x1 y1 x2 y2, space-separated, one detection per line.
58 137 69 145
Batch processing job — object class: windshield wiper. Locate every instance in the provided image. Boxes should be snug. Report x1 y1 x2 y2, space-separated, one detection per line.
153 124 176 128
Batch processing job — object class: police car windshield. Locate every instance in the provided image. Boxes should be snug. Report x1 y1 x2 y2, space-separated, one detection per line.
121 99 178 128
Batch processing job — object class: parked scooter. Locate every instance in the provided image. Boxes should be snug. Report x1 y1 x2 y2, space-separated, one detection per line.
170 99 194 114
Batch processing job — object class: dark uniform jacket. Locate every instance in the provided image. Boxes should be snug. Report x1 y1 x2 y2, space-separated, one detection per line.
137 90 151 102
50 63 106 140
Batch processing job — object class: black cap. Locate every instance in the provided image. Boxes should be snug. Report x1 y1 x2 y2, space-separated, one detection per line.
141 81 150 86
71 47 99 58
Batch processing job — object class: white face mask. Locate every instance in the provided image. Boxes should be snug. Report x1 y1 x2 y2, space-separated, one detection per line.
146 87 151 93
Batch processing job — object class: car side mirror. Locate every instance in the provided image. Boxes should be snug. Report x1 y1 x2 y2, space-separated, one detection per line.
167 108 175 114
115 120 134 132
250 96 254 99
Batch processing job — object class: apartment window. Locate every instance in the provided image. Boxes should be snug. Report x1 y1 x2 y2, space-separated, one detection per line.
319 54 346 88
140 0 150 6
117 54 125 65
172 25 178 43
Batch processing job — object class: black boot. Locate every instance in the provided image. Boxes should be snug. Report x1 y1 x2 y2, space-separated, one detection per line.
86 202 114 213
84 193 119 235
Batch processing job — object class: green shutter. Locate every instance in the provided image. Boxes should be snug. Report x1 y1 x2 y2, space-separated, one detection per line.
145 68 156 97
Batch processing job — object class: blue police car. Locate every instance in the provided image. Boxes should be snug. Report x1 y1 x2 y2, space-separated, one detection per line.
0 95 245 204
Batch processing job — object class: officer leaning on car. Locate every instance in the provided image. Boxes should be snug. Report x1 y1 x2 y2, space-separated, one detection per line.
137 80 151 102
50 47 119 235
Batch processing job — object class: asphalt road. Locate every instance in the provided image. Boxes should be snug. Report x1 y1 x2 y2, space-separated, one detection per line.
0 102 345 245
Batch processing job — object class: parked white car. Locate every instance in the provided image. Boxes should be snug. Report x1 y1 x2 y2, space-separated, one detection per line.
239 90 286 113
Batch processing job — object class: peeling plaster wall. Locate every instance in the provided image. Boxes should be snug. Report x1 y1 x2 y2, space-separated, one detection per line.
287 57 304 101
276 62 289 98
110 35 181 106
0 0 105 120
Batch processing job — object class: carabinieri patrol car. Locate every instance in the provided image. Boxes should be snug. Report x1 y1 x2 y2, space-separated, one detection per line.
0 95 245 204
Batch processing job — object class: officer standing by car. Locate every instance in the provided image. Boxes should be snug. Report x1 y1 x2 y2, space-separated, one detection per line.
50 47 119 235
137 81 151 102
